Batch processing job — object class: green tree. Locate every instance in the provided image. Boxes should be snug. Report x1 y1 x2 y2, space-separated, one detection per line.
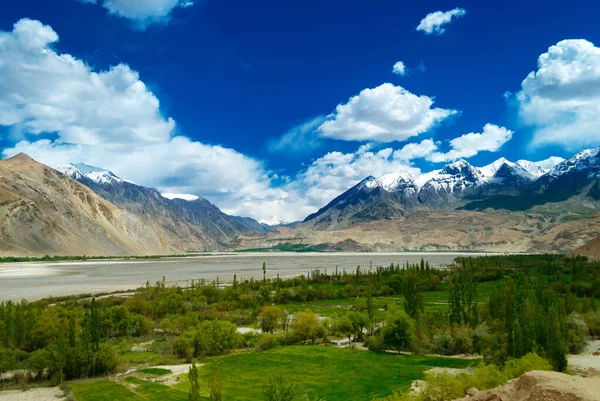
336 316 354 345
261 306 285 334
209 363 222 401
292 310 319 343
366 292 376 335
188 362 201 401
196 320 240 356
264 374 296 401
402 270 424 320
381 313 415 352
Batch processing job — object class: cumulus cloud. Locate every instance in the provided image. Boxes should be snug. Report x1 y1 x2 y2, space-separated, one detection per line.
293 145 420 208
77 0 193 29
0 19 288 220
393 139 438 161
317 83 457 143
428 124 513 162
517 39 600 150
267 116 326 153
392 61 406 76
417 8 466 35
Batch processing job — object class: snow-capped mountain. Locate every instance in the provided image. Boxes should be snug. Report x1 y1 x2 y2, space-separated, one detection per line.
259 216 293 227
59 162 266 242
59 163 136 186
304 148 600 229
547 147 600 178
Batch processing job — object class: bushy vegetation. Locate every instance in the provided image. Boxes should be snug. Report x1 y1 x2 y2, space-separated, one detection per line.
379 353 552 401
1 254 599 399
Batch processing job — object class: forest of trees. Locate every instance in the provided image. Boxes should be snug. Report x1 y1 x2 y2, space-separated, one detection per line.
1 254 599 391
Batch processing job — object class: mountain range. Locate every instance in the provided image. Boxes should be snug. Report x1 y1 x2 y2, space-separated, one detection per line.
1 147 600 256
0 154 265 256
232 147 600 253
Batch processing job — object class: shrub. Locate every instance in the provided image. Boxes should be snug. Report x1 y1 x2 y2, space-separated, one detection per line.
503 352 552 379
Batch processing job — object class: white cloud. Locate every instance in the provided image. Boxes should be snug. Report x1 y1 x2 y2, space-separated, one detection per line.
417 8 466 35
517 39 600 150
393 139 438 161
428 124 513 162
0 19 290 220
161 193 200 201
317 83 457 143
267 116 326 153
78 0 193 29
392 61 406 76
294 145 420 209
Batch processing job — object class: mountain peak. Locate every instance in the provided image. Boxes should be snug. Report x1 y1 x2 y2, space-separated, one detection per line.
356 176 380 191
8 152 34 162
58 163 136 185
259 216 292 226
378 170 417 192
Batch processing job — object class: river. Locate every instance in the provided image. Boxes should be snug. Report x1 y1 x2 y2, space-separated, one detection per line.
0 252 495 301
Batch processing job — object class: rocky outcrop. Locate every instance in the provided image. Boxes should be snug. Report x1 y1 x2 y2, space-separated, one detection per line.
454 370 600 401
573 236 600 261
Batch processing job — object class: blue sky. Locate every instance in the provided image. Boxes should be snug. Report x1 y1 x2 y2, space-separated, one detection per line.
1 0 599 221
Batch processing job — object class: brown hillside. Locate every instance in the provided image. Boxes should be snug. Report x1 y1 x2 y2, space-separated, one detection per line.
573 236 600 261
0 154 215 256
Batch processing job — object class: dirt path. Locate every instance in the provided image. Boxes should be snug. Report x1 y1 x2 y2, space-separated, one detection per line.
0 387 66 401
568 340 600 372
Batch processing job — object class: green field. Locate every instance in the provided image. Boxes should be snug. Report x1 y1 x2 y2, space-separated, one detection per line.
277 280 502 317
70 346 472 401
175 346 473 400
71 380 144 401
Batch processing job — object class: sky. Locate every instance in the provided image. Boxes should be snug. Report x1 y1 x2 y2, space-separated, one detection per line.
1 0 600 222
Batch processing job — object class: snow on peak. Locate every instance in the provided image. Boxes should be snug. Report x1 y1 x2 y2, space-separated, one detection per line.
548 147 600 177
480 157 514 177
516 157 563 178
357 176 380 191
378 169 417 192
161 193 200 201
58 163 136 185
259 216 292 226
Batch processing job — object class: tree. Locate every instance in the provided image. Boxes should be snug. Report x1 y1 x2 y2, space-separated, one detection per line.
263 262 267 284
188 363 201 401
381 313 415 352
28 349 52 380
366 292 376 335
264 374 296 401
209 363 222 401
292 310 319 343
336 316 354 345
402 270 424 320
261 306 285 334
348 312 369 342
196 320 240 356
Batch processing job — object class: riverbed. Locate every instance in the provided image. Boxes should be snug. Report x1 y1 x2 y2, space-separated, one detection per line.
0 252 494 301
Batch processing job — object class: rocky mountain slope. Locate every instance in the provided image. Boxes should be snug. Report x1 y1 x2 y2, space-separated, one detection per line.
573 236 600 260
58 163 265 244
229 211 600 253
0 154 216 256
